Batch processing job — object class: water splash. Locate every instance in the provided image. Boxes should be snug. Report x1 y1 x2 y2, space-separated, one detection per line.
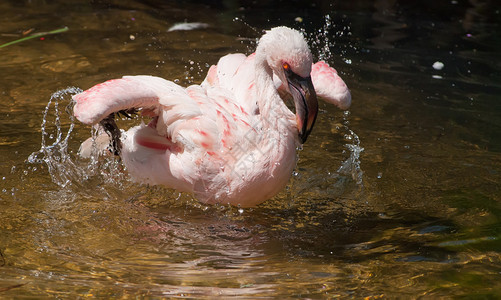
232 17 260 36
338 111 364 186
308 15 363 186
27 88 135 191
27 88 85 187
306 14 353 64
232 17 260 54
310 14 334 61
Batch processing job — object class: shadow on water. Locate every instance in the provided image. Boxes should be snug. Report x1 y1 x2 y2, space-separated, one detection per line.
0 0 501 298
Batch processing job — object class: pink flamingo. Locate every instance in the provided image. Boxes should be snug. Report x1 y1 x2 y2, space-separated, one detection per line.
73 27 351 207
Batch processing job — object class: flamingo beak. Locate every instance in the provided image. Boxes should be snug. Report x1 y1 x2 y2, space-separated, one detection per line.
286 70 318 143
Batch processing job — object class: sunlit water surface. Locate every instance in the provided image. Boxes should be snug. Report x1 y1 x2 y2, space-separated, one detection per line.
1 0 500 298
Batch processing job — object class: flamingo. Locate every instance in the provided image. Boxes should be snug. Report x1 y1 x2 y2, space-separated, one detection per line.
73 27 351 207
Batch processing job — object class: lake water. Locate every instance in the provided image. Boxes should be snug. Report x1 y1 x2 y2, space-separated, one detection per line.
1 0 500 298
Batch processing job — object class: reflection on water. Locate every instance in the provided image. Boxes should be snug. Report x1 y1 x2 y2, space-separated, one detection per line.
1 0 500 298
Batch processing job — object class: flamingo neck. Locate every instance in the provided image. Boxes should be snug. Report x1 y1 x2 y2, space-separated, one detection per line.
254 51 294 137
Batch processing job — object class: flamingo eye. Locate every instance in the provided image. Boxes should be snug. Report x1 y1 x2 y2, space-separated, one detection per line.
282 62 290 71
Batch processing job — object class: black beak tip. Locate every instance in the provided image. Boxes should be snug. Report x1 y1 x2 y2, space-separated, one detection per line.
299 129 312 144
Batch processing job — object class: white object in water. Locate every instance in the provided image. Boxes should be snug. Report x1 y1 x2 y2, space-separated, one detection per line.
167 22 209 32
432 61 444 70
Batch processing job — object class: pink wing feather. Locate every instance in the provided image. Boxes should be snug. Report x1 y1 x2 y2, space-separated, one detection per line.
73 76 174 125
311 61 351 110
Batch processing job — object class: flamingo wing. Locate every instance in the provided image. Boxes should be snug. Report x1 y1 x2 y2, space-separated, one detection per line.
202 53 258 115
73 75 257 154
311 61 351 110
73 76 179 125
72 76 219 151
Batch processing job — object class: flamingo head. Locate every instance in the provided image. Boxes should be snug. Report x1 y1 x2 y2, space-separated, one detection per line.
258 26 318 144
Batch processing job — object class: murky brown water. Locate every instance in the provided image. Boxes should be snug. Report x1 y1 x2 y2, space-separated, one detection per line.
1 0 500 298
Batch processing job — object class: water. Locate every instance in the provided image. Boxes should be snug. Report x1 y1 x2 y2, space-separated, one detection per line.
1 0 501 298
